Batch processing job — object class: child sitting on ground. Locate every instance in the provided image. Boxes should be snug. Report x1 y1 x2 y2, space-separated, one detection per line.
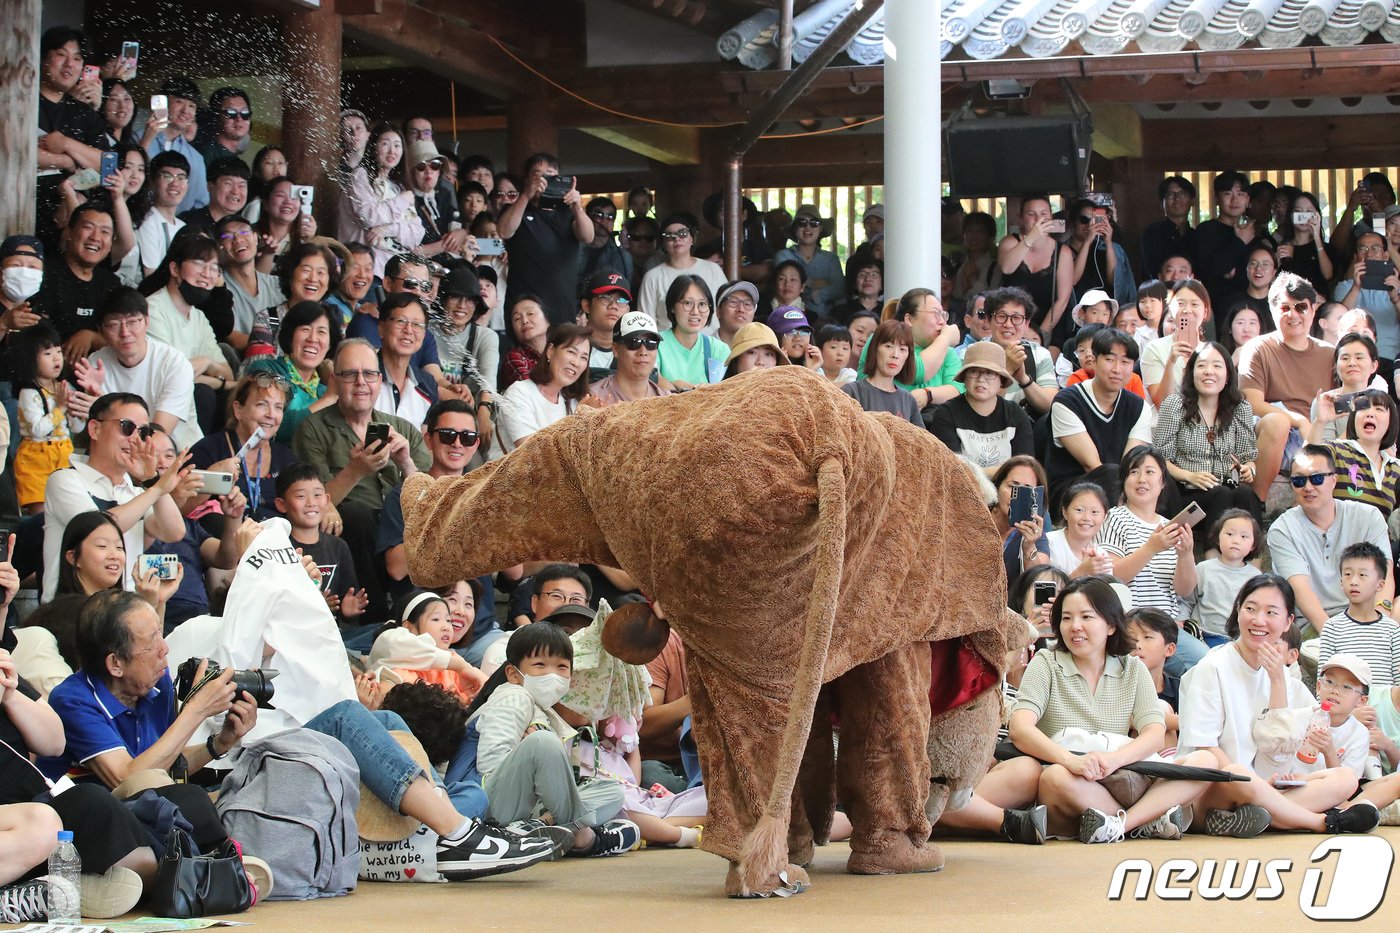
1319 542 1400 687
816 324 858 385
1126 608 1179 745
1258 653 1372 786
464 624 640 858
275 464 369 631
1191 509 1262 647
368 589 488 703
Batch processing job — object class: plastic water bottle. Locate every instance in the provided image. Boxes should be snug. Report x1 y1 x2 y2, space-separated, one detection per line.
1296 701 1333 764
46 830 81 923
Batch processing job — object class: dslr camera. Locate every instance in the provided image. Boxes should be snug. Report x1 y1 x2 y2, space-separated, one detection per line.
175 657 278 709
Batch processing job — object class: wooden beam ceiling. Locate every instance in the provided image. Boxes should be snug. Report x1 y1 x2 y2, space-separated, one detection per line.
1141 112 1400 170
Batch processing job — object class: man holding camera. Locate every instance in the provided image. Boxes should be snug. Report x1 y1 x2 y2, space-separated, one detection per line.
498 153 592 327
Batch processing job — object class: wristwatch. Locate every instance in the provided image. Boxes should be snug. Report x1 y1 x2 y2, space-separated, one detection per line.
206 734 229 761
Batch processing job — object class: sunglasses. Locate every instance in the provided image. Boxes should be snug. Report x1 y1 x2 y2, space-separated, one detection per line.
432 428 480 446
590 212 616 222
248 372 292 392
222 109 252 120
1077 215 1094 224
631 235 657 243
794 218 823 229
105 418 155 440
660 231 690 242
1290 472 1331 488
398 278 432 293
619 336 660 351
414 161 442 172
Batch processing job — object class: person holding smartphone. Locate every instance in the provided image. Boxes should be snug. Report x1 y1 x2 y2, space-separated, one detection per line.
1334 230 1400 358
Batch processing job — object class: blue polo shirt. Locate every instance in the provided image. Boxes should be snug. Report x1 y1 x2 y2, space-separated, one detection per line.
40 671 176 782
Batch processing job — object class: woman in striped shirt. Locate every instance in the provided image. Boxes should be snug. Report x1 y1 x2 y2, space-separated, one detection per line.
1308 386 1400 516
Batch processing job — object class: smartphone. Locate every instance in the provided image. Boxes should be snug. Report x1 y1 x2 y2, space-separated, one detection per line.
1373 213 1388 233
1046 219 1065 234
1169 501 1206 528
137 553 180 581
1333 391 1374 414
81 65 99 83
1292 211 1315 226
1033 581 1058 607
0 535 9 564
475 236 506 257
1009 484 1044 526
1092 207 1107 220
1361 259 1395 290
233 425 267 461
192 470 235 496
121 41 140 77
292 184 315 215
365 422 390 452
150 95 168 120
540 174 575 208
99 150 119 184
1087 192 1115 209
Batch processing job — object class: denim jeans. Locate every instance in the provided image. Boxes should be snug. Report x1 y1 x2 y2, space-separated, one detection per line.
305 700 423 812
1164 627 1209 678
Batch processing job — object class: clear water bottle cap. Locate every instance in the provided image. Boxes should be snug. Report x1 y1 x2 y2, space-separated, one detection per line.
57 830 74 842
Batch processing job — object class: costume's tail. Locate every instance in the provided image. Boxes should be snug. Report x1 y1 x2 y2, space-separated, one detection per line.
737 457 846 895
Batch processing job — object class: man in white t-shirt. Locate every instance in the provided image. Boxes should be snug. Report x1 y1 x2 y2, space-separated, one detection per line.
72 287 201 450
41 392 188 601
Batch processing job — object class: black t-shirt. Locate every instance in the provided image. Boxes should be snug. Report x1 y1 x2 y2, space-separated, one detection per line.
505 206 581 326
38 95 107 149
295 531 359 605
30 257 117 338
0 679 49 805
926 395 1035 469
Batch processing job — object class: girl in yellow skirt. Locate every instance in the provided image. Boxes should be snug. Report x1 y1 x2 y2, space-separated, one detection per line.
11 323 73 513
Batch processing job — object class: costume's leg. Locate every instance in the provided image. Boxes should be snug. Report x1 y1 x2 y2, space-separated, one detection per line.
688 654 810 896
836 642 943 875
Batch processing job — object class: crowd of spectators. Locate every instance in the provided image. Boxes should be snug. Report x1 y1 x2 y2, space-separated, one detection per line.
6 20 1400 922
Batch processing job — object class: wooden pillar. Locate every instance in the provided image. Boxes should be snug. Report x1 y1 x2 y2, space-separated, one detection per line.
1 0 41 236
507 88 556 178
1112 157 1158 280
282 0 341 234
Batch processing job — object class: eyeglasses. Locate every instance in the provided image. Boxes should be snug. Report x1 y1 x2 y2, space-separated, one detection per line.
677 299 710 311
157 172 188 183
335 369 383 383
856 270 881 279
660 231 691 242
387 317 426 332
723 296 757 309
795 218 823 229
619 336 660 351
247 372 292 392
397 278 432 293
1163 189 1192 200
1358 243 1387 255
101 315 144 333
1318 675 1365 696
1246 260 1275 269
992 311 1027 325
103 418 155 439
222 109 252 120
1275 301 1311 315
1289 472 1331 488
219 229 254 241
431 427 480 446
540 590 588 605
594 294 629 308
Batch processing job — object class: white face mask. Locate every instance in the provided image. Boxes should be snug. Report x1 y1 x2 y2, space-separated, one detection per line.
520 672 570 709
2 267 42 303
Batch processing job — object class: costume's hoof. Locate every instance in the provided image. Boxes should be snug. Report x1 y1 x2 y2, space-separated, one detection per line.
725 862 811 898
847 840 945 876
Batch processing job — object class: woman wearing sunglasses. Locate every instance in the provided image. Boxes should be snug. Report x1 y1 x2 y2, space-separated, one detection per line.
590 311 670 406
189 372 302 528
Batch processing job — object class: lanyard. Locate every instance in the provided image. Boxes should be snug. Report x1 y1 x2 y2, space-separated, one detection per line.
239 442 263 516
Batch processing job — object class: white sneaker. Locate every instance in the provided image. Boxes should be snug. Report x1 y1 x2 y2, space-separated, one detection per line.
1078 807 1127 844
1129 804 1189 840
81 865 143 919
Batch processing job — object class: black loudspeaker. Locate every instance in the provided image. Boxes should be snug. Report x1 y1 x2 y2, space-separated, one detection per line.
946 117 1091 198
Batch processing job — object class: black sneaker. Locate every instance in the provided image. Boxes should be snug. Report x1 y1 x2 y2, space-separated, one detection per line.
436 820 556 880
568 819 641 858
1000 805 1047 845
504 818 575 859
0 878 51 923
1325 802 1381 835
1204 805 1272 838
